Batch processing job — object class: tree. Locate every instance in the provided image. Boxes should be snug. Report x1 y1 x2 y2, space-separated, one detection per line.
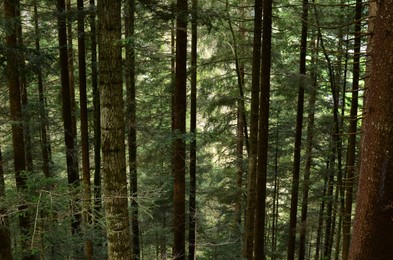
98 0 132 258
57 0 81 233
188 0 197 258
4 1 36 258
125 0 140 258
0 146 13 260
349 1 393 258
244 0 262 258
173 0 187 258
254 0 273 258
287 0 308 258
341 0 361 258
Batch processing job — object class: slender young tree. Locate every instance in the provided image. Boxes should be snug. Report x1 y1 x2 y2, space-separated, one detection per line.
349 2 393 258
173 0 187 258
254 0 273 258
243 0 262 258
98 0 132 258
0 146 13 260
125 0 140 258
34 0 52 178
188 0 197 258
299 32 318 260
57 0 81 233
76 0 92 257
89 0 101 216
287 0 308 259
341 0 362 259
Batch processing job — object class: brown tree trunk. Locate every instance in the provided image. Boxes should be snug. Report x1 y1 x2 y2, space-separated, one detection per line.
243 0 262 258
15 3 33 173
299 31 318 260
254 0 272 258
4 1 36 258
57 0 81 233
125 0 140 258
341 1 362 259
189 0 197 258
89 0 101 217
0 146 13 260
98 0 132 258
173 0 187 258
287 1 308 259
76 0 92 257
349 2 393 258
34 0 52 178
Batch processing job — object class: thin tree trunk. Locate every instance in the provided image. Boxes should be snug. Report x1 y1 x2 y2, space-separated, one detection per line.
98 0 132 258
15 3 33 173
66 0 78 142
349 2 393 258
125 0 140 258
243 0 262 258
89 0 101 217
57 0 81 233
173 0 187 258
314 167 328 260
0 146 13 259
341 1 361 259
287 1 308 258
76 0 92 257
189 0 197 258
34 0 52 178
254 0 272 258
299 31 318 260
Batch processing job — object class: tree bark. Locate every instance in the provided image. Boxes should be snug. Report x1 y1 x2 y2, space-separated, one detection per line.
341 1 362 259
254 0 272 258
98 0 132 258
76 0 92 257
125 0 140 258
4 1 36 258
299 31 318 260
57 0 81 234
0 146 13 260
173 0 187 258
349 1 393 258
287 0 308 258
243 0 262 258
189 0 197 258
34 0 52 178
89 0 101 218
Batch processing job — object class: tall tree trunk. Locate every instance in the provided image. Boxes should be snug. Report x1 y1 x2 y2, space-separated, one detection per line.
0 146 13 259
287 1 308 259
125 0 140 258
89 0 101 217
341 1 362 259
76 0 92 257
173 0 187 258
299 31 318 260
243 0 262 258
57 0 81 233
349 2 393 258
4 1 36 258
15 3 33 173
189 0 197 258
66 0 78 142
98 0 132 258
34 0 52 178
254 0 272 258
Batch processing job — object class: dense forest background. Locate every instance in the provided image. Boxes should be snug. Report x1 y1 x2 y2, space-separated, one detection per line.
1 0 391 259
